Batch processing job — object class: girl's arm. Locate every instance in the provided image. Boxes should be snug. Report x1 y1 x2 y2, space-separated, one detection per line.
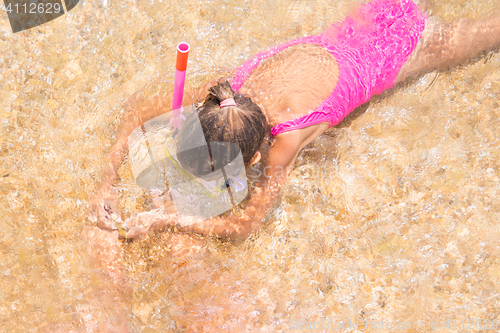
169 122 329 240
122 134 300 239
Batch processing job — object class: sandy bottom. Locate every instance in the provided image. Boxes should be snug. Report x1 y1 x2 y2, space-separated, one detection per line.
1 0 500 331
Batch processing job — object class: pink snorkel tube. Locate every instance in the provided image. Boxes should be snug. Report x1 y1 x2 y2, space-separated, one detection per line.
171 42 190 127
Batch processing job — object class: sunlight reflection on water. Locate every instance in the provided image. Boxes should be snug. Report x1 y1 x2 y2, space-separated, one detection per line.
1 0 500 331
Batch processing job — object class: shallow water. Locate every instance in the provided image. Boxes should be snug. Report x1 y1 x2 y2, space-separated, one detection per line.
1 0 500 331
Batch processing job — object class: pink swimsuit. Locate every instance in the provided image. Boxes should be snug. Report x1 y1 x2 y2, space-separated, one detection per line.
231 0 426 136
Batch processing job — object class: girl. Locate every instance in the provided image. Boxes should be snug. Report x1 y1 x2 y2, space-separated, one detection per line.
92 0 500 240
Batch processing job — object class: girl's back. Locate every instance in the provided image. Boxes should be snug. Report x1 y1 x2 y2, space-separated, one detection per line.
238 44 339 127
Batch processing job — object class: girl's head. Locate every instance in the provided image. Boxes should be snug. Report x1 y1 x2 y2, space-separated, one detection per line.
176 80 268 176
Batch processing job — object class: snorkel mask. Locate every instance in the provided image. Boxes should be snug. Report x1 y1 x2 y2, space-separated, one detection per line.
128 105 248 225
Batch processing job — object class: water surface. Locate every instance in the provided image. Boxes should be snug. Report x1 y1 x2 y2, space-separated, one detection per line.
1 0 500 331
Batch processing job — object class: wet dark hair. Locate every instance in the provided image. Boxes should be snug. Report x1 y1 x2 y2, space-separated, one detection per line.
176 80 268 176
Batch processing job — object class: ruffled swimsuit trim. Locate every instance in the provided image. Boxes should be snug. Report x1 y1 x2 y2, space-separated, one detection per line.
230 0 427 137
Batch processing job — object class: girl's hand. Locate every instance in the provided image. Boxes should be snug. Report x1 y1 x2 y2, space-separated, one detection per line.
221 211 254 240
175 210 256 241
124 209 178 239
123 209 256 241
88 182 122 231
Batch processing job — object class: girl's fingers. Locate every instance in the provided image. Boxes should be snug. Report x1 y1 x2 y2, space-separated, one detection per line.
123 210 179 239
125 226 149 239
87 192 123 231
96 209 118 231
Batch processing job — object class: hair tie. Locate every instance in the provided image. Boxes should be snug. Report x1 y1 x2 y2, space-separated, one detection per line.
220 98 237 108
